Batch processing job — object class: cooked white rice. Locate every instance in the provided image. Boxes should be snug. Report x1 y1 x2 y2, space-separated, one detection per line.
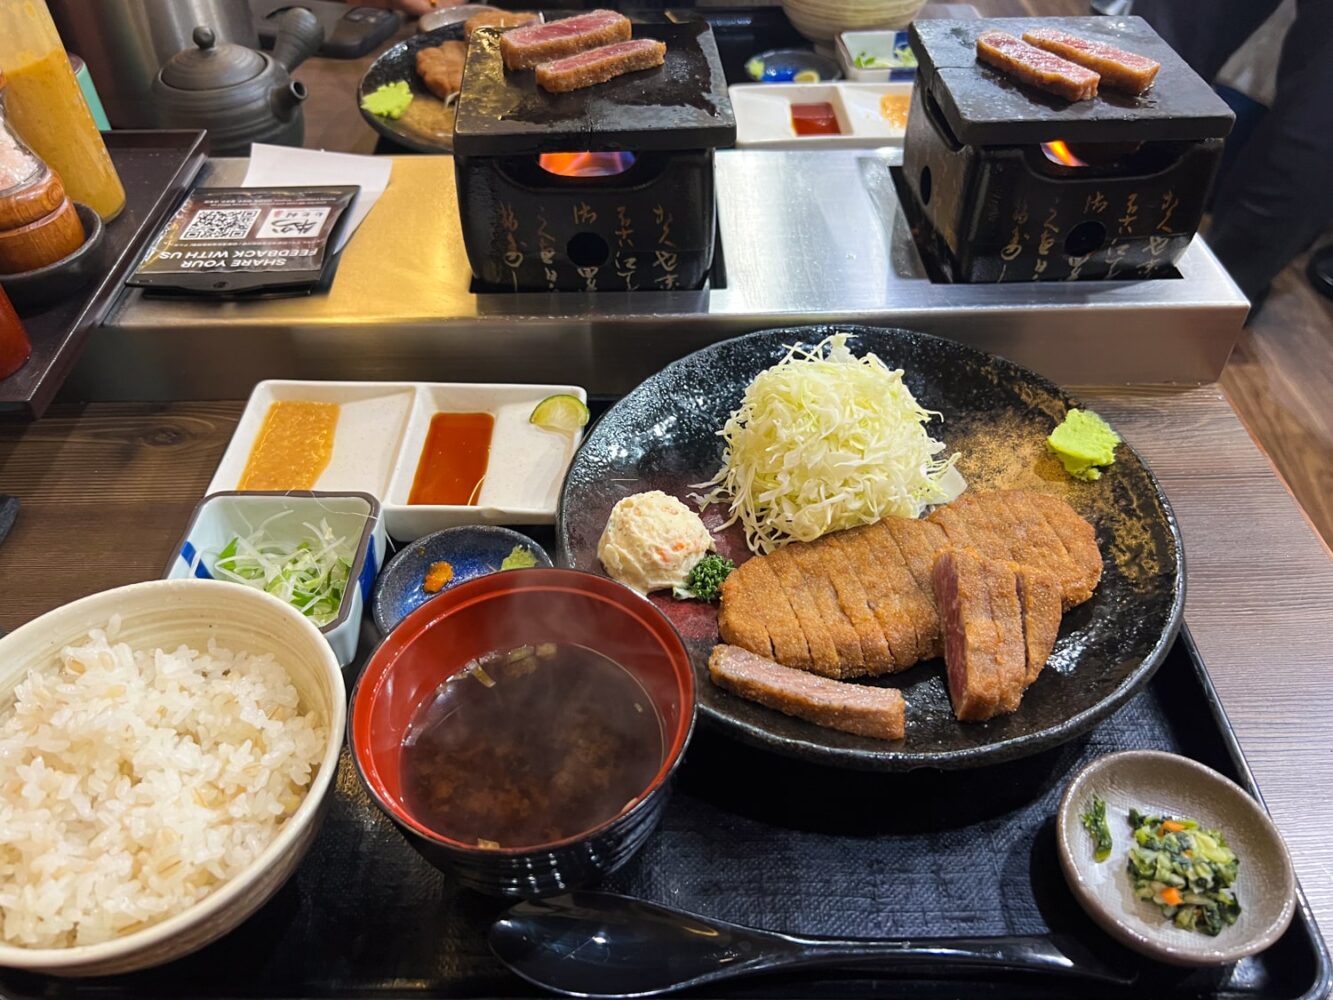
0 620 326 949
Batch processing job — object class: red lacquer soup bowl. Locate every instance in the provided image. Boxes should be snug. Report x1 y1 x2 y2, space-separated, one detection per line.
350 568 695 897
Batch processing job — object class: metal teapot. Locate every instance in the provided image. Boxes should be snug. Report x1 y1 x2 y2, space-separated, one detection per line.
151 8 323 156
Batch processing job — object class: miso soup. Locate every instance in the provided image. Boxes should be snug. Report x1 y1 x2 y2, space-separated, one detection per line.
399 642 664 849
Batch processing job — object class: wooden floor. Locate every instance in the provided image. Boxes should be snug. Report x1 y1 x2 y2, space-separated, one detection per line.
308 0 1333 548
1221 252 1333 549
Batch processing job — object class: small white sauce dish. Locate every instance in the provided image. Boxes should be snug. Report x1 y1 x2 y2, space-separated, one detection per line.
205 379 586 542
163 491 385 668
729 81 913 150
1056 750 1297 967
382 382 586 541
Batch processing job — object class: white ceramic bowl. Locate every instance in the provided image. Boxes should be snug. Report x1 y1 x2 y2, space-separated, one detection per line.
0 580 346 976
163 491 387 667
781 0 928 42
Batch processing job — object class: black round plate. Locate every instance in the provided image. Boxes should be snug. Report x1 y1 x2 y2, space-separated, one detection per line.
556 326 1184 771
357 25 467 154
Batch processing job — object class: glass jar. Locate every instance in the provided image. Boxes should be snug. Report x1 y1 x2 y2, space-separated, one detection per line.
0 0 126 222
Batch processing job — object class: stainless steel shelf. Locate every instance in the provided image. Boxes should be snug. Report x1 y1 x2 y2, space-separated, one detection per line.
72 148 1246 400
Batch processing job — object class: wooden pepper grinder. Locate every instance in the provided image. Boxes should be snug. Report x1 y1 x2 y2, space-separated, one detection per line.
0 69 85 275
0 284 31 379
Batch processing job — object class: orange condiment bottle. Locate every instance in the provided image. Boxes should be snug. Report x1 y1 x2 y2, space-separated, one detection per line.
0 0 125 222
0 285 31 380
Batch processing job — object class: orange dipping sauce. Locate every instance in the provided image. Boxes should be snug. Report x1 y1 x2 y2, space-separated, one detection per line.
790 102 840 136
409 412 494 505
238 400 339 491
880 93 910 129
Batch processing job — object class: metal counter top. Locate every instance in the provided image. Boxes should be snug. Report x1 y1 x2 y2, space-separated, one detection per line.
74 148 1247 399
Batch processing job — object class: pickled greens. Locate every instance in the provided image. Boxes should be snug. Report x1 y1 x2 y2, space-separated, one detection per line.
694 333 964 554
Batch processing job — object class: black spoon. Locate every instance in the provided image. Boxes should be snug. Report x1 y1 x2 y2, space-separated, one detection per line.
489 891 1136 998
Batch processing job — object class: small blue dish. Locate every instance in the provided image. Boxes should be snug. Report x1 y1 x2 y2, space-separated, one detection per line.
745 48 842 84
370 525 552 634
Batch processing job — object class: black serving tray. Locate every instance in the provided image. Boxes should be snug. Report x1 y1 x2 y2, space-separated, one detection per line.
0 623 1326 1000
0 130 206 419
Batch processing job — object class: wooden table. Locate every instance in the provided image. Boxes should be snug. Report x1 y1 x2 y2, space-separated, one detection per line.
1 385 1331 953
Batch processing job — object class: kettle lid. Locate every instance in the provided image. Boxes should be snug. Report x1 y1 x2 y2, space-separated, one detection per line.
160 27 266 91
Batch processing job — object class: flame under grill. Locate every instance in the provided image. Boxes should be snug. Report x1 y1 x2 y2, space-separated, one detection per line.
538 152 637 177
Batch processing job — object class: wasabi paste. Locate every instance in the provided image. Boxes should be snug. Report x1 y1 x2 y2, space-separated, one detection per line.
361 81 413 120
1047 409 1121 481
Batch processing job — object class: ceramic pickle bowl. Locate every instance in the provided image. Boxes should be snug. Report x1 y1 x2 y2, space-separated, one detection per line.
164 491 385 667
1057 750 1297 967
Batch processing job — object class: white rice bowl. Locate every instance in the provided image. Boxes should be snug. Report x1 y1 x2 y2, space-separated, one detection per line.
0 580 345 975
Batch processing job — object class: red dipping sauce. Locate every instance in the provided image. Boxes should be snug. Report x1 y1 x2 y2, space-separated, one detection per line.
791 101 841 136
408 411 494 505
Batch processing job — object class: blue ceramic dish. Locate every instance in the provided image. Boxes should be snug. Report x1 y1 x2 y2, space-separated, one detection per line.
370 525 552 634
745 48 842 83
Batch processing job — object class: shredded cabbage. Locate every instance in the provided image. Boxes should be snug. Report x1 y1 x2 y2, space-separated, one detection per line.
693 333 965 554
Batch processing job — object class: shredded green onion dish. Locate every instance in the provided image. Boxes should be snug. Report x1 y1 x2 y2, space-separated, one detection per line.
1082 795 1113 862
209 513 354 627
693 333 964 554
1126 808 1241 936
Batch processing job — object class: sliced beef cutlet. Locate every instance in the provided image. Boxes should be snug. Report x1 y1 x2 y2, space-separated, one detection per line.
950 490 1103 609
1019 492 1103 607
719 558 810 669
980 557 1028 714
931 493 1018 565
932 548 1007 721
933 549 1064 722
1015 565 1063 685
851 522 924 668
825 529 913 669
766 547 842 677
986 491 1079 590
715 490 1100 683
816 535 894 672
708 644 906 741
882 517 950 660
789 541 872 674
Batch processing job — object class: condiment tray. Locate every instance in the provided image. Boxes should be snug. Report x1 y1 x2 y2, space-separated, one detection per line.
206 380 585 540
730 81 913 149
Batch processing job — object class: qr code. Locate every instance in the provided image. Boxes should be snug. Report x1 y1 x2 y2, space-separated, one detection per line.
179 208 261 241
257 207 331 239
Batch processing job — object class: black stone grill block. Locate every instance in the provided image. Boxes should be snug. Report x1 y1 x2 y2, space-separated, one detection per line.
900 17 1234 283
453 18 735 293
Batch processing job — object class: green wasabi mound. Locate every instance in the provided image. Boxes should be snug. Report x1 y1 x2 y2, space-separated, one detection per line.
1047 408 1121 481
361 81 413 120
